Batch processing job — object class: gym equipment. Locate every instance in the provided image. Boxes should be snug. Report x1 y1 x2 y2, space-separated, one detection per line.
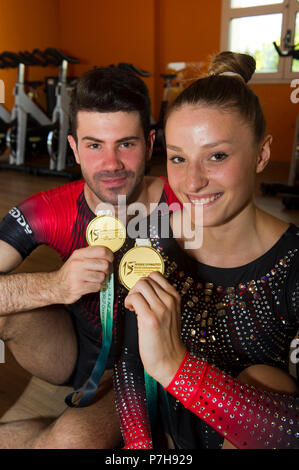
6 58 53 165
114 62 151 79
260 37 299 209
45 49 79 172
2 48 79 178
273 29 299 60
152 73 177 157
273 41 299 60
0 52 20 155
282 114 299 209
0 105 11 155
260 114 299 209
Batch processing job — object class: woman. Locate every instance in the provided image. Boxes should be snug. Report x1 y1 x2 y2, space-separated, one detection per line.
113 51 299 449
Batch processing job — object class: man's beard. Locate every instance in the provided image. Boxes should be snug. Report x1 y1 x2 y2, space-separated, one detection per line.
83 165 146 206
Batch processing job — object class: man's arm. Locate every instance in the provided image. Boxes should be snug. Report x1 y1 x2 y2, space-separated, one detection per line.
0 241 114 316
0 240 23 274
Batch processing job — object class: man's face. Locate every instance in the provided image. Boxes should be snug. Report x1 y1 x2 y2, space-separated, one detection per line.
69 110 153 207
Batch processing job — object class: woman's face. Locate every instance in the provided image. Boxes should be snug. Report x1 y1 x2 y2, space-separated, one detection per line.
165 104 270 228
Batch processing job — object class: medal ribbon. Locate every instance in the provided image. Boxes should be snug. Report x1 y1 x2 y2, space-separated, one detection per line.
144 369 158 440
65 271 114 407
65 209 117 408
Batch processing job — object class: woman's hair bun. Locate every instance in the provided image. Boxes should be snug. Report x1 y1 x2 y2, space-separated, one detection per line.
207 51 256 83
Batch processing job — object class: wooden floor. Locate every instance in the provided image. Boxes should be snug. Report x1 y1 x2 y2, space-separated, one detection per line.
0 156 298 425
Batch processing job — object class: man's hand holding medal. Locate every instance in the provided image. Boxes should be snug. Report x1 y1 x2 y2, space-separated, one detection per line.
53 245 113 305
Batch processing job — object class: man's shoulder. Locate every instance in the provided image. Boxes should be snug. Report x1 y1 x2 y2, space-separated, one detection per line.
16 180 85 226
20 179 85 210
40 179 85 201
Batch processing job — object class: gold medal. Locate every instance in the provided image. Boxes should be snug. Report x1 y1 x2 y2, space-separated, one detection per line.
119 240 165 290
86 213 126 252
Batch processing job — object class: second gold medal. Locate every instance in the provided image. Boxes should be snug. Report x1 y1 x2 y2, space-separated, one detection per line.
119 240 165 290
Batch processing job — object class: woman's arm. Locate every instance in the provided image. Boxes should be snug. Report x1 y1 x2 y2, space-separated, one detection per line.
164 351 298 449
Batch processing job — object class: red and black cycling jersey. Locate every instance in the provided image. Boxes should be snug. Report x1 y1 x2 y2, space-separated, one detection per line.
0 177 178 261
0 180 97 261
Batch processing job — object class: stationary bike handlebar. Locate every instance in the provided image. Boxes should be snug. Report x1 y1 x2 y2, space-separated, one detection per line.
160 73 177 80
17 51 47 66
0 49 80 68
273 41 299 59
31 49 55 66
43 48 80 65
0 51 20 68
115 62 151 77
19 50 51 66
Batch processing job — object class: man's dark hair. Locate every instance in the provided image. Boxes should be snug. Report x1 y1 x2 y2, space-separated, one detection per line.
70 66 151 142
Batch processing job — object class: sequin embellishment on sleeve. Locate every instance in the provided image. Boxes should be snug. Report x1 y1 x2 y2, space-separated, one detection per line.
165 351 299 449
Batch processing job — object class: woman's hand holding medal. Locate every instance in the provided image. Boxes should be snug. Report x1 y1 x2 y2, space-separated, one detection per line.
124 271 187 388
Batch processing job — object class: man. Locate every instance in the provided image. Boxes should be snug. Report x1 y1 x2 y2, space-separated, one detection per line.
0 67 177 448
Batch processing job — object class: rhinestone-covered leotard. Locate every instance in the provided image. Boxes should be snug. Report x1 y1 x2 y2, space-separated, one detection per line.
114 215 299 449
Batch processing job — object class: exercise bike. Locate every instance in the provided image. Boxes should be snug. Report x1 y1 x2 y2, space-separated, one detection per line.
260 38 299 209
151 72 178 159
0 51 44 157
0 104 11 156
5 48 79 177
0 52 20 155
